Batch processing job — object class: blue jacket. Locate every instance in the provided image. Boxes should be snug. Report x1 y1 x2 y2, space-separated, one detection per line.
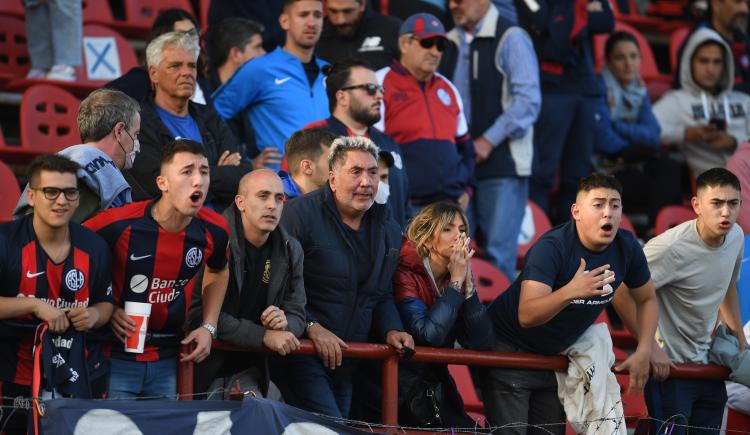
516 0 614 94
280 184 404 342
593 78 661 155
211 47 330 169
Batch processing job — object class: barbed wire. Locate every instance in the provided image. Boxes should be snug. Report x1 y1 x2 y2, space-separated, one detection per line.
4 393 750 434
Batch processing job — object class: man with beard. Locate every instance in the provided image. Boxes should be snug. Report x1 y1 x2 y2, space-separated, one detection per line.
84 139 231 399
212 0 330 171
128 32 252 211
316 0 402 71
376 13 475 212
675 0 750 94
306 60 410 228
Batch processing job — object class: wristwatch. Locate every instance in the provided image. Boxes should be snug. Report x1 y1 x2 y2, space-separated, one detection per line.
201 323 217 339
306 321 318 331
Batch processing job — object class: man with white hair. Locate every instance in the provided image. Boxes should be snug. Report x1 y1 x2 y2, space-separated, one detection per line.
277 136 414 418
127 32 252 210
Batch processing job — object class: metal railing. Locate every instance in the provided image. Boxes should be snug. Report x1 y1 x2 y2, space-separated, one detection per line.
176 338 732 428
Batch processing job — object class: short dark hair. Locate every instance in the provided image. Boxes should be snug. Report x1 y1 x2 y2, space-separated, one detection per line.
282 0 323 12
577 173 623 196
149 8 199 42
27 154 80 186
286 129 338 174
160 139 207 167
324 59 372 112
207 17 264 70
604 31 640 61
696 167 741 192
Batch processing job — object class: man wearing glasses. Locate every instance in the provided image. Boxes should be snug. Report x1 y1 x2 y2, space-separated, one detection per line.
375 13 475 213
0 155 114 432
306 59 410 228
14 89 141 223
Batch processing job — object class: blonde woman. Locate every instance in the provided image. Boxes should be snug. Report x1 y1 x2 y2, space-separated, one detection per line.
394 202 492 427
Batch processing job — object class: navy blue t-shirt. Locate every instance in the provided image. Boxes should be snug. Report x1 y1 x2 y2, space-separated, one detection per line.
155 105 204 144
489 220 650 355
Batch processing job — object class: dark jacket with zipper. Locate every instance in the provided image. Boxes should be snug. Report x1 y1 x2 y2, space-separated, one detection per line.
280 183 404 342
125 95 252 209
189 203 306 396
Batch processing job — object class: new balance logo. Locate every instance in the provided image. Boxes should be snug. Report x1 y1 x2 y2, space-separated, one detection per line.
274 77 291 85
359 36 384 52
26 271 45 278
129 254 152 261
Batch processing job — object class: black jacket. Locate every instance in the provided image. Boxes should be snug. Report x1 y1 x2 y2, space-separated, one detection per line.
125 95 252 209
280 184 404 342
316 9 402 70
189 203 306 396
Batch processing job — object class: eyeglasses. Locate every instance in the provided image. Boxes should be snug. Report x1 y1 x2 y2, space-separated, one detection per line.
179 27 201 38
412 36 447 52
340 83 385 96
31 187 80 201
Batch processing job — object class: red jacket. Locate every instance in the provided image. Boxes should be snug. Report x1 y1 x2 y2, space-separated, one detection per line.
393 239 445 309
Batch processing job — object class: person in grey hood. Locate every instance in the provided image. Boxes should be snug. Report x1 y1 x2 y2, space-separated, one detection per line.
14 88 141 223
654 27 750 178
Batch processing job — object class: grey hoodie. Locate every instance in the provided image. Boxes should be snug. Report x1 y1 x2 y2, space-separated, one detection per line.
654 27 750 176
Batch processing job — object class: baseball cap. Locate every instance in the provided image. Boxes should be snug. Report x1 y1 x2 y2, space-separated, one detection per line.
399 13 446 39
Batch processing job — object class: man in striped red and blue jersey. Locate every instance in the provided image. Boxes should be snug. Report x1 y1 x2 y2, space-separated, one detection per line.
0 155 114 432
84 139 230 399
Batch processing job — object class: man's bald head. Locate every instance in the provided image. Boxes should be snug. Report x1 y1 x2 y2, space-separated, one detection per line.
235 169 286 245
238 169 283 196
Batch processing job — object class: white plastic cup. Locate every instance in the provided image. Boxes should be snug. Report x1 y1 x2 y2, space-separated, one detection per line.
124 301 151 353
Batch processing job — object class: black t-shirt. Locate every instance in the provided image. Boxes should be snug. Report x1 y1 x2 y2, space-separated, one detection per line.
489 221 651 355
240 240 273 323
220 240 273 377
344 216 373 287
303 59 320 88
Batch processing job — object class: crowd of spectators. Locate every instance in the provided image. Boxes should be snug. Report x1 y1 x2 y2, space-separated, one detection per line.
4 0 750 434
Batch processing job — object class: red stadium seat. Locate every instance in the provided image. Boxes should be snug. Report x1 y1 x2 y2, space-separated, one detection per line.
0 0 24 18
20 84 81 156
669 27 691 72
654 205 695 235
517 200 552 269
6 24 138 98
122 0 195 38
727 408 750 431
620 214 636 236
0 160 20 222
199 0 211 30
471 257 511 303
82 0 116 26
448 365 483 414
594 22 666 83
0 14 30 83
613 347 650 427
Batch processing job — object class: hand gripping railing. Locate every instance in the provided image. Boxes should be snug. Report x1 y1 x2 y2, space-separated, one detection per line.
177 339 732 428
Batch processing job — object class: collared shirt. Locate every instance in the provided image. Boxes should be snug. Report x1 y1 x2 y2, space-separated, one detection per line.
452 10 540 147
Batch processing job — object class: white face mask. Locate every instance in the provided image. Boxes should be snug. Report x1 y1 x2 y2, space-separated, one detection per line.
374 181 390 204
123 138 140 170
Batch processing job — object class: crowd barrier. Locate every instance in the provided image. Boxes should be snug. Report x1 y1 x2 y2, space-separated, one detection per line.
176 339 733 430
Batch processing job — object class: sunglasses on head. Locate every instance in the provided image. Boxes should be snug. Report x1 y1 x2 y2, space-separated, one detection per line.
412 36 446 52
340 83 385 96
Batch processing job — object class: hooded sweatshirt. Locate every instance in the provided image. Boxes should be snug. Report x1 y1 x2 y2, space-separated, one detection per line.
654 28 750 177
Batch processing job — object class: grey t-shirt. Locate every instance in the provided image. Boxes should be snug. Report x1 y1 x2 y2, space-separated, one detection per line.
646 219 744 363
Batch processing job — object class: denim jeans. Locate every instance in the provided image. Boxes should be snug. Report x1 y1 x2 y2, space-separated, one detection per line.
469 177 528 279
645 378 727 435
107 358 177 399
270 355 356 419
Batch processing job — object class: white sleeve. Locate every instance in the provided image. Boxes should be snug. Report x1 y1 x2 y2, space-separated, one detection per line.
374 67 389 132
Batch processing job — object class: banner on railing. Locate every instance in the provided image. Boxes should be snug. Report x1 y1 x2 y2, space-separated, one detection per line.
39 397 368 434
